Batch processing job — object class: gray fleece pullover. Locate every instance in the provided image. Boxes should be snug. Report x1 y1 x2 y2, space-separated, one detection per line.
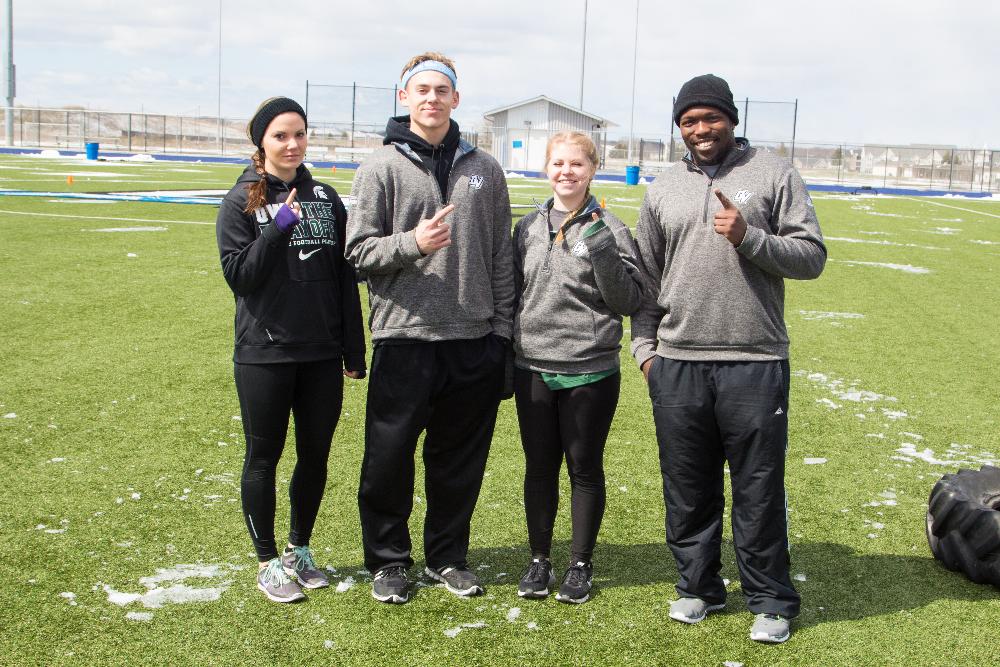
346 140 514 342
514 196 644 374
631 139 826 365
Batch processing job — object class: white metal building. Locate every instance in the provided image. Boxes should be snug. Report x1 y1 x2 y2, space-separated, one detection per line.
483 95 616 172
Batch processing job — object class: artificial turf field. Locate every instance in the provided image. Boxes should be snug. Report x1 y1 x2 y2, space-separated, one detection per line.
1 152 998 666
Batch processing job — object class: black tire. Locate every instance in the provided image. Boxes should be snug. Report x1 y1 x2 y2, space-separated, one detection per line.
926 465 1000 587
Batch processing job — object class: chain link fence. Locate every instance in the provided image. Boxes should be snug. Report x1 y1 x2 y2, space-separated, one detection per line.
2 104 997 192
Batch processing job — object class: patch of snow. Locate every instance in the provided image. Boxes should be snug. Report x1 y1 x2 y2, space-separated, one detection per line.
125 611 153 622
803 457 827 465
90 227 167 232
335 576 355 593
793 573 807 582
49 457 65 463
444 621 486 638
507 607 521 622
833 260 931 274
3 413 16 419
799 310 864 321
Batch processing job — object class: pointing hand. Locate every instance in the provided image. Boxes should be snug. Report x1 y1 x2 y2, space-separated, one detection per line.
713 189 747 246
415 204 454 255
274 188 301 233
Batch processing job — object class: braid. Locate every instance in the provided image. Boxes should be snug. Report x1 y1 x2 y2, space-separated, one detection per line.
243 149 269 215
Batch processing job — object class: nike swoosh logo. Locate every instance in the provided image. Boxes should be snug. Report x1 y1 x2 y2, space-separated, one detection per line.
298 248 322 261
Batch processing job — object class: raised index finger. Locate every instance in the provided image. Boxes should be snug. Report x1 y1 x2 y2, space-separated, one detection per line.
714 189 736 210
430 204 456 224
285 188 298 207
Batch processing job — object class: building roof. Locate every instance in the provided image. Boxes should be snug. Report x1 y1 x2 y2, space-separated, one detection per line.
482 95 617 128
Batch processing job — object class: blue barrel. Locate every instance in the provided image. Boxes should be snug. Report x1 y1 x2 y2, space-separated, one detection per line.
625 165 640 185
85 142 99 160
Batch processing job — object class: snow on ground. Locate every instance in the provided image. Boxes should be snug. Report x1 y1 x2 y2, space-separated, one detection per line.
444 621 487 638
507 607 521 623
101 563 239 615
831 259 931 274
804 458 828 465
335 576 355 593
824 236 945 250
798 310 864 321
89 227 167 232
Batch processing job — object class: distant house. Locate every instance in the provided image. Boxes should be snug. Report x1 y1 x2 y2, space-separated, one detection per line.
483 95 616 172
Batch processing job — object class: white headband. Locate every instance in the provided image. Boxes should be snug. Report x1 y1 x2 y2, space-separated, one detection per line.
401 60 458 90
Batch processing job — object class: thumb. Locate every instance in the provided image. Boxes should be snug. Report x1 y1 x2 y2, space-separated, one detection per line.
714 189 736 210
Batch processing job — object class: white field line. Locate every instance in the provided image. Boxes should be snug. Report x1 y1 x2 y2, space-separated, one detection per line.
0 208 213 225
907 197 1000 220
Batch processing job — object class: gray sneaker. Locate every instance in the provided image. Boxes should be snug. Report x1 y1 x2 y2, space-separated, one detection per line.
669 597 725 624
372 566 410 604
281 545 329 589
425 565 484 597
257 558 306 603
750 613 791 643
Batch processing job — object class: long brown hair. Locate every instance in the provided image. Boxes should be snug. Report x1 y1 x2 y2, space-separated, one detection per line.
243 148 268 215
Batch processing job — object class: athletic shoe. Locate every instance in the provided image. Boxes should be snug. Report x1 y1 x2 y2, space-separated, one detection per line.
372 566 411 604
750 613 791 644
425 565 484 597
555 561 593 604
669 597 725 624
257 558 306 603
281 545 329 589
518 558 556 599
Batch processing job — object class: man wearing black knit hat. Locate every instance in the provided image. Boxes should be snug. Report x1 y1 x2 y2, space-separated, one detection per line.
630 74 827 644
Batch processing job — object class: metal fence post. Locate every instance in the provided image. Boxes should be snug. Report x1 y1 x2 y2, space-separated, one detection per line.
790 99 798 162
128 114 132 151
350 82 356 149
948 151 955 190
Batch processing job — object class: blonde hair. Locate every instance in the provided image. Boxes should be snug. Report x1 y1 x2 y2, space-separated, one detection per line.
400 52 458 81
546 131 599 223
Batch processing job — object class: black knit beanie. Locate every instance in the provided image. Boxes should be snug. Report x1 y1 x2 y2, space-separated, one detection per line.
247 97 307 148
672 74 739 127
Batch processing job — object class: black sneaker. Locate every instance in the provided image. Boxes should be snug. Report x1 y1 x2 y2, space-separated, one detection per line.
425 564 484 597
555 561 593 604
372 566 410 604
518 558 555 599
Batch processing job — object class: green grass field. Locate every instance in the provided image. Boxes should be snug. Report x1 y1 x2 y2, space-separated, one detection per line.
1 152 998 666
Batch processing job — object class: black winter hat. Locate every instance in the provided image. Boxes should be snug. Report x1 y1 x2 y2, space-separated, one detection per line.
672 74 739 127
247 97 307 148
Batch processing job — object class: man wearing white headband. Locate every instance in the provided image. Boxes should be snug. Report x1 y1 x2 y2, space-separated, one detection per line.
347 51 514 605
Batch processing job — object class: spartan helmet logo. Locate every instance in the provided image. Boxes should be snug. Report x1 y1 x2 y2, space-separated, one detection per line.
313 186 328 200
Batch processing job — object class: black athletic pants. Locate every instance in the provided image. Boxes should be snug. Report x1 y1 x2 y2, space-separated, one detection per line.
514 368 620 564
358 335 504 572
647 357 800 618
234 359 344 562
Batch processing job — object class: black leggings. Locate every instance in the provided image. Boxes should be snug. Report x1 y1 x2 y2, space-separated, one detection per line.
234 359 344 561
514 368 620 564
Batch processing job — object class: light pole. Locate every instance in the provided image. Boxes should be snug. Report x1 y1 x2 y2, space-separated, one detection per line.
626 0 639 163
3 0 13 146
217 0 223 153
579 0 588 109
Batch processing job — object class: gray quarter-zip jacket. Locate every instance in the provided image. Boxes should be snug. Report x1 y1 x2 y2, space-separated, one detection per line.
630 139 826 366
346 139 514 342
514 196 644 374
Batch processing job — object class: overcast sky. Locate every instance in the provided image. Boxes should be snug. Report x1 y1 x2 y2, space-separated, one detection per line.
8 0 1000 147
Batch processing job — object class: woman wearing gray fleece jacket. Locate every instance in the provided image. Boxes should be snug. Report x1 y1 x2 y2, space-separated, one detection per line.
512 131 644 604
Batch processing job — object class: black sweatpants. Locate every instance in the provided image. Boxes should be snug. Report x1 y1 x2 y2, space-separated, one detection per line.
234 359 344 562
514 368 620 564
358 335 504 572
647 356 800 618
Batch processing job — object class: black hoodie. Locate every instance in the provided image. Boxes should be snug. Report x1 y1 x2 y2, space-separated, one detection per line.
383 115 461 199
216 163 366 368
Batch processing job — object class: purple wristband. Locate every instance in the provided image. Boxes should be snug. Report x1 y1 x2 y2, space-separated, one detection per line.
274 203 299 233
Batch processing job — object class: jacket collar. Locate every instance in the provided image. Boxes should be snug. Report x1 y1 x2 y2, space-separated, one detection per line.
535 194 601 223
682 137 751 174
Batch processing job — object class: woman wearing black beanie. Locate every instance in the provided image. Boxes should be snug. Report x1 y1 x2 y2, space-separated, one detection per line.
216 97 367 603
